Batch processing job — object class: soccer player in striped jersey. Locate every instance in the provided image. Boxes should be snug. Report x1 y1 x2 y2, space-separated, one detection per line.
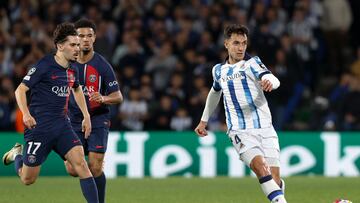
195 24 287 203
64 19 123 203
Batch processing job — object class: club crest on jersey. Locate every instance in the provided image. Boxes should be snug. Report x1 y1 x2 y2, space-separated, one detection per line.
27 67 36 76
28 155 36 164
89 74 97 83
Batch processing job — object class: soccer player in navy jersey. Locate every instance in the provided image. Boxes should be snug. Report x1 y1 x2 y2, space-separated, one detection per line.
2 22 99 203
64 19 123 203
194 24 287 203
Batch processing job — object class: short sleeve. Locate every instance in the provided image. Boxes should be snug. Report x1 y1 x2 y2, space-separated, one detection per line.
212 64 222 91
249 56 271 80
102 62 119 94
22 65 46 88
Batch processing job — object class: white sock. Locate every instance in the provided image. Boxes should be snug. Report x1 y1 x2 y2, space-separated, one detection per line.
259 175 287 203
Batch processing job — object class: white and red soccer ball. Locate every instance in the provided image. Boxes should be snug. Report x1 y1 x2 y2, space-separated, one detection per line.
333 199 352 203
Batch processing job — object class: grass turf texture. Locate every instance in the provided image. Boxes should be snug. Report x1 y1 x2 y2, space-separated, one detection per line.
0 176 358 203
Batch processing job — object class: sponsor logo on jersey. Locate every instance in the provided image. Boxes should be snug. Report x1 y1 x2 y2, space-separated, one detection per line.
109 81 118 87
221 72 245 82
89 74 97 83
82 85 95 96
51 86 71 97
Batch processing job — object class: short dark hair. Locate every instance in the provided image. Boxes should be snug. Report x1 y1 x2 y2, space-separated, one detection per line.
224 24 249 39
53 22 77 47
74 18 97 33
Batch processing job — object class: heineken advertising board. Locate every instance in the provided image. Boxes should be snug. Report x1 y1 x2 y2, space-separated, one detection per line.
0 132 359 178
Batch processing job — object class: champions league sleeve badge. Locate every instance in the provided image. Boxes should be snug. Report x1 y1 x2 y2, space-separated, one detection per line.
27 67 37 75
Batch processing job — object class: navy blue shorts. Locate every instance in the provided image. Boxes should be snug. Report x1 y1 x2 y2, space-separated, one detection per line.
23 118 82 167
75 127 109 155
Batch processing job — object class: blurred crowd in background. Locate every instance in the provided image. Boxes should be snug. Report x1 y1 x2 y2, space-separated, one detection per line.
1 0 360 132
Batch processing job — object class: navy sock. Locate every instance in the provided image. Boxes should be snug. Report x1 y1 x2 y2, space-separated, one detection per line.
94 173 106 203
80 177 99 203
14 155 23 175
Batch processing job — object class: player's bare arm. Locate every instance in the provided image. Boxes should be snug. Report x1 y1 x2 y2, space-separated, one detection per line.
89 90 123 105
15 83 37 129
72 86 91 138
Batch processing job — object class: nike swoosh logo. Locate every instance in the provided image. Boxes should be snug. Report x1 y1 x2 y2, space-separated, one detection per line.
73 140 80 144
96 146 104 149
51 75 59 80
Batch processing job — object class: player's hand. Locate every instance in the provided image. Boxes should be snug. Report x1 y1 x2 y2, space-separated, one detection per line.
82 116 92 139
261 79 273 92
89 92 104 104
23 113 37 129
194 121 208 137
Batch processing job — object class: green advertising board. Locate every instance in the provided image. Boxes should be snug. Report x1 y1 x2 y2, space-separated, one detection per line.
1 131 359 177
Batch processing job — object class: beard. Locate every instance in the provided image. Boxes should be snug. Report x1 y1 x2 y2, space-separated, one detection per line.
82 49 91 55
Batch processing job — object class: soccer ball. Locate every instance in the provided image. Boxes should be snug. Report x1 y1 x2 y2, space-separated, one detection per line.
333 199 352 203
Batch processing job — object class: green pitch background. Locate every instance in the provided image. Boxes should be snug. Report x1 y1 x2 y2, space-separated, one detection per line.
0 177 358 203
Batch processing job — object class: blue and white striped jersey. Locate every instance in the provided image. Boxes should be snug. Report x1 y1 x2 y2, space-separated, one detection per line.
212 56 273 131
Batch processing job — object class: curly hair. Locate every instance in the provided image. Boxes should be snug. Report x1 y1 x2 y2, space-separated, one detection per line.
53 22 77 48
224 24 249 39
74 18 97 33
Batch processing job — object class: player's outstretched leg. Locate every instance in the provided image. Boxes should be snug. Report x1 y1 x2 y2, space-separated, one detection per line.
65 146 99 203
2 142 41 185
2 143 23 174
250 155 287 203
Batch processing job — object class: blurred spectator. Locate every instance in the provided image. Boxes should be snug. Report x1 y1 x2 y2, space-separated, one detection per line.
170 107 192 131
350 46 360 80
321 0 352 76
145 42 177 91
149 94 174 130
338 76 360 130
166 72 186 102
118 87 148 131
0 0 358 132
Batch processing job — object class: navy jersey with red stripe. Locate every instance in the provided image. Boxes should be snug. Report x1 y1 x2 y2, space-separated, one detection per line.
22 54 79 125
68 52 119 129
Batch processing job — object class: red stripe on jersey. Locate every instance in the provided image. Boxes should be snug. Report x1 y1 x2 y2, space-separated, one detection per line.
85 64 101 110
64 69 76 115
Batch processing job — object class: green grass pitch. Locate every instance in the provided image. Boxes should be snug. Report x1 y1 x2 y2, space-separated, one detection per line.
0 176 359 203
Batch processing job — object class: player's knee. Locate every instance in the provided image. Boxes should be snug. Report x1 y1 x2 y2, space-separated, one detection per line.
21 176 36 185
250 158 271 177
73 159 89 170
89 162 103 177
65 162 79 177
67 169 79 177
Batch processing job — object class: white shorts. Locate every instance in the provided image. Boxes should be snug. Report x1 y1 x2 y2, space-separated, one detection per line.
228 126 280 167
